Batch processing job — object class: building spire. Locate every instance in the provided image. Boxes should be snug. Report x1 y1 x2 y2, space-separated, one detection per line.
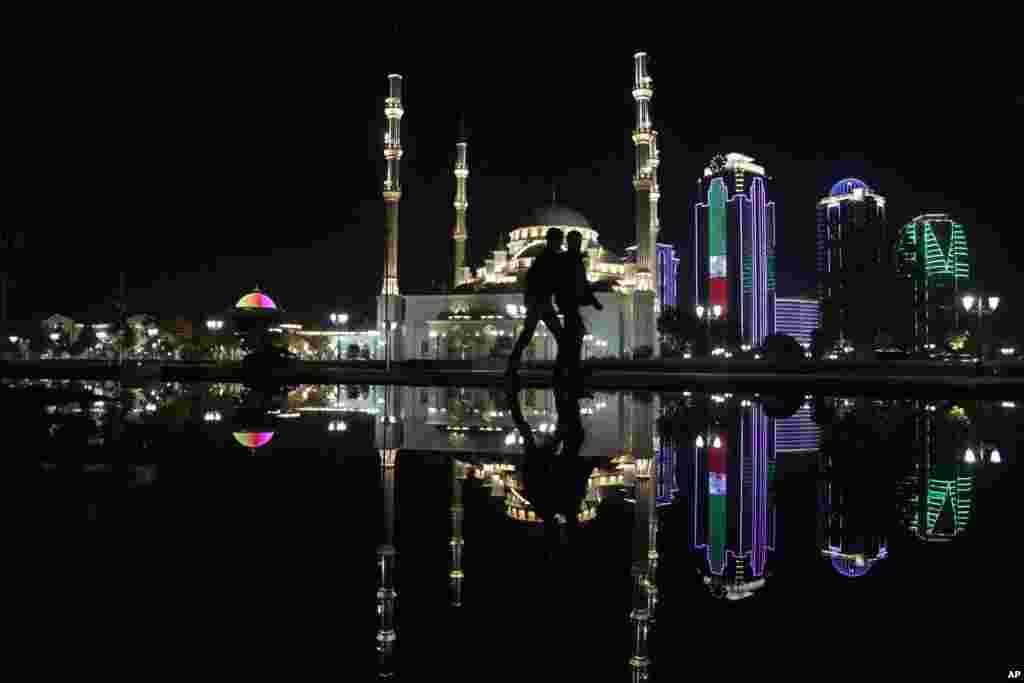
453 128 470 288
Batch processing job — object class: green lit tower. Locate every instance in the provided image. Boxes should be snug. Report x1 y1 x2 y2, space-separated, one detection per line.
896 213 971 350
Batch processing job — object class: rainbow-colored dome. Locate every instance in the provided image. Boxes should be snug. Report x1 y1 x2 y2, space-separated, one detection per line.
233 431 275 449
235 291 278 310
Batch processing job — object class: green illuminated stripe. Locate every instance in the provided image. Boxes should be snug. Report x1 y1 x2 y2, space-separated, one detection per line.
708 178 727 258
709 493 726 569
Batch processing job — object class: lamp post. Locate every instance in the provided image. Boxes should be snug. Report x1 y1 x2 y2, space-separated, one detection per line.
961 293 1000 360
206 319 224 361
963 444 1001 465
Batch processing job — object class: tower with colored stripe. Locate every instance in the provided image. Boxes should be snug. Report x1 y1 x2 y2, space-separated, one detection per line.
692 153 777 348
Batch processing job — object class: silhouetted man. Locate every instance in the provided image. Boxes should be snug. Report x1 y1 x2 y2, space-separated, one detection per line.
555 230 602 392
507 228 565 375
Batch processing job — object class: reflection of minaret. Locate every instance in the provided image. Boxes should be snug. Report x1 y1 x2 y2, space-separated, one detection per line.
631 52 659 357
452 125 470 288
628 393 658 681
449 458 466 607
375 384 403 679
379 73 404 362
692 402 775 598
377 447 398 678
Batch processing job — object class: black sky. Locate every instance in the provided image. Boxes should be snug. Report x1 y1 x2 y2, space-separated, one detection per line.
7 16 1020 336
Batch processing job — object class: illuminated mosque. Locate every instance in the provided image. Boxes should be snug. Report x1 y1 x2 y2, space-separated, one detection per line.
376 53 678 362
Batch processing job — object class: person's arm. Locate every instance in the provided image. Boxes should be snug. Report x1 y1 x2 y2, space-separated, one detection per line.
576 259 603 309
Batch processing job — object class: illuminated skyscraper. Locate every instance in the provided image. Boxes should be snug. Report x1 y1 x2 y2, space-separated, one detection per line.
897 213 972 350
817 448 888 578
774 297 820 347
692 153 776 347
816 178 892 346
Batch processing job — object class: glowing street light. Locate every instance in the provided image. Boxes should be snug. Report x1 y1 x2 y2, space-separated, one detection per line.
8 336 18 344
961 294 975 312
963 448 976 464
49 332 60 342
206 319 224 332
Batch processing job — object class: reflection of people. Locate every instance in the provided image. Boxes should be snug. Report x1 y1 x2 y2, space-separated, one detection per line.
555 230 603 391
505 384 593 555
507 229 565 375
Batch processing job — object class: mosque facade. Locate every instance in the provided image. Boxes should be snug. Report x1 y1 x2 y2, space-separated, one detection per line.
375 54 678 362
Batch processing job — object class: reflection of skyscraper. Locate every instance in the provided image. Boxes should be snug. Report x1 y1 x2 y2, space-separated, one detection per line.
817 448 888 578
690 402 776 598
692 153 777 347
775 404 822 454
900 409 976 542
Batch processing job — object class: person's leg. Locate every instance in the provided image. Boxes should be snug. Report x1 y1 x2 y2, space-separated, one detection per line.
508 307 540 371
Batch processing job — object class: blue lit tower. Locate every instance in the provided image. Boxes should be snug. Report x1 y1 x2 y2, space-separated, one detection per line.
689 401 776 599
816 178 890 346
896 213 972 350
693 153 777 348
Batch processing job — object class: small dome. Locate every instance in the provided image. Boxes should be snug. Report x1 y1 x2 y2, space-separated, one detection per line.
520 203 591 230
233 431 275 449
829 178 870 196
831 556 872 577
236 290 278 310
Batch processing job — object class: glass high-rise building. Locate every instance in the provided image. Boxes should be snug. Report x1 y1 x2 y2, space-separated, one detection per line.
896 213 971 349
692 153 776 347
816 179 890 346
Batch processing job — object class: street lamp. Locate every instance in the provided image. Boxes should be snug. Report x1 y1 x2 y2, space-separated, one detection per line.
8 336 18 344
962 293 1001 359
206 319 224 332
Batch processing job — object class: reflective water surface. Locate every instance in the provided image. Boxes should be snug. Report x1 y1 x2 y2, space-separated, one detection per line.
16 378 1019 679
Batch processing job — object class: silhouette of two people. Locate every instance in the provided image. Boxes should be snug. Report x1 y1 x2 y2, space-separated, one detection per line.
507 227 603 390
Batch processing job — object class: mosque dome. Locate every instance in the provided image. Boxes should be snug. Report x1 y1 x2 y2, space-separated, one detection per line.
235 289 278 310
519 203 591 230
829 178 870 196
233 431 275 449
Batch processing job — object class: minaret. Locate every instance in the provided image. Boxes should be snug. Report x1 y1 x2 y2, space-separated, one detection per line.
377 447 398 679
379 73 404 362
627 393 659 680
631 52 659 357
452 131 470 288
449 458 466 607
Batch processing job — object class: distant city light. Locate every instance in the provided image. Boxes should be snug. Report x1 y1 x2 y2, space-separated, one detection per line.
990 449 1001 464
964 448 976 464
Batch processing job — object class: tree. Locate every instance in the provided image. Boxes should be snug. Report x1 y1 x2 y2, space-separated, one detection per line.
346 344 361 360
657 305 698 357
112 325 139 356
70 325 98 357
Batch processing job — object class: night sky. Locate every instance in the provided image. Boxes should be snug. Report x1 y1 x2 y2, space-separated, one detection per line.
8 19 1020 336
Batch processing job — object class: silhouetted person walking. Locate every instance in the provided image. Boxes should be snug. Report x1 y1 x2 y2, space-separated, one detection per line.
555 230 603 392
507 228 565 375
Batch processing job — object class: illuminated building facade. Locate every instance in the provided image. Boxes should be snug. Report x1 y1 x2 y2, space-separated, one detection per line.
692 153 777 348
775 403 822 453
896 213 972 350
380 54 670 360
773 298 820 347
686 401 776 599
625 242 680 311
816 178 891 345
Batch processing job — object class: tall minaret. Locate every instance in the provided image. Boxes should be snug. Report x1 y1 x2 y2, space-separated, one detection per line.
379 73 404 361
452 131 470 288
631 52 659 357
448 458 466 607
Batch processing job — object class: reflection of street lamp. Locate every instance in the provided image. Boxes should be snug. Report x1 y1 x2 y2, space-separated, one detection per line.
696 304 723 355
964 444 1001 465
962 293 1001 359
